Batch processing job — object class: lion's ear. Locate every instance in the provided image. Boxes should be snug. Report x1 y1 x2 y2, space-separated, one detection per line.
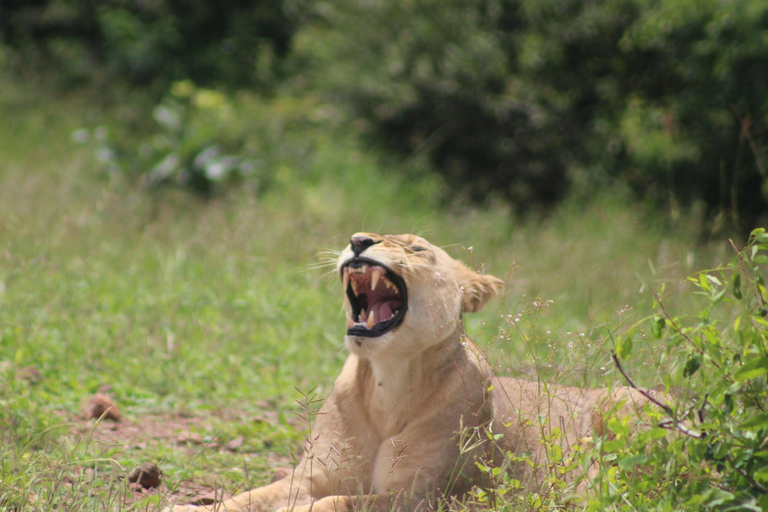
457 266 504 313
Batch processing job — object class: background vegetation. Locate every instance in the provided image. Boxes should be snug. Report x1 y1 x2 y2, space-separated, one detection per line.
0 1 767 510
2 0 767 230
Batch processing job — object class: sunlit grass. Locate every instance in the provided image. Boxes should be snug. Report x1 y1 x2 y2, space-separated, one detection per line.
0 82 738 509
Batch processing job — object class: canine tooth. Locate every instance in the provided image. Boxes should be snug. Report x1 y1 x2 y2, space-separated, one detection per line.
366 310 375 328
343 267 350 292
351 279 359 296
371 269 382 291
346 312 355 328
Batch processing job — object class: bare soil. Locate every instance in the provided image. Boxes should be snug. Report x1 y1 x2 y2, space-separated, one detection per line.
70 408 294 508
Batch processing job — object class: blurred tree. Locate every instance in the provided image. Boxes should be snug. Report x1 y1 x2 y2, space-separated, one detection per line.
0 0 298 89
298 0 768 228
3 0 765 229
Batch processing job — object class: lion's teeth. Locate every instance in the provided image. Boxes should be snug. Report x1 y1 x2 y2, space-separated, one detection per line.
360 309 367 323
351 279 359 296
342 267 350 292
346 312 354 328
366 310 375 328
371 269 381 291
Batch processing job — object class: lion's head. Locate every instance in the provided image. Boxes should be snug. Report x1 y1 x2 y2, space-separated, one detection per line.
337 233 503 358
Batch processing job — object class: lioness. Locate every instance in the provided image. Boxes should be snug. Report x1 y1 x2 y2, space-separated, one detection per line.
170 233 647 512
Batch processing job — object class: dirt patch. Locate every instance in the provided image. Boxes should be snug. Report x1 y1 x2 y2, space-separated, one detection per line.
70 408 295 507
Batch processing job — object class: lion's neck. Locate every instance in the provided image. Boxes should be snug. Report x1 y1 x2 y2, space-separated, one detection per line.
360 327 468 436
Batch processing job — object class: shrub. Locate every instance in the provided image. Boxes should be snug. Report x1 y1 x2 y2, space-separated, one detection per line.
297 0 768 226
591 228 768 510
0 0 298 89
77 81 318 196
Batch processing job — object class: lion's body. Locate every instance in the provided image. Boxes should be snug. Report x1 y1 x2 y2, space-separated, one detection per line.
169 233 647 512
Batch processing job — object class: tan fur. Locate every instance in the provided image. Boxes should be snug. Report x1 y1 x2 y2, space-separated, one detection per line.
168 233 647 512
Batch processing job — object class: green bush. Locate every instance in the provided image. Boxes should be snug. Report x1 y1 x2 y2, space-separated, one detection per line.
78 81 319 195
0 0 297 89
298 0 768 226
592 228 768 510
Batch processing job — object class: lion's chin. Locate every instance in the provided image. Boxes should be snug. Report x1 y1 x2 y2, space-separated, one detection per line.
344 334 382 356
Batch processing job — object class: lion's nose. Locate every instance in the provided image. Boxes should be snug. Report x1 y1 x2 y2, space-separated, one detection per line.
350 234 378 256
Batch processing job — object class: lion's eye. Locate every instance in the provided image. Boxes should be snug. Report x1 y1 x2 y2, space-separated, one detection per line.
411 245 427 252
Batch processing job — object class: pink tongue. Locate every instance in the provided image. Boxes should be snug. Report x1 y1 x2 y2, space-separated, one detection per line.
372 300 402 323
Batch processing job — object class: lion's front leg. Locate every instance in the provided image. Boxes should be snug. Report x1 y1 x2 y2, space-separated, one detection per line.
275 493 427 512
167 474 313 512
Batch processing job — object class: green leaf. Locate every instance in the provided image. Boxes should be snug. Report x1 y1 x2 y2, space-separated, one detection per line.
638 427 670 442
607 417 630 438
618 453 648 470
712 286 726 305
734 357 768 382
732 273 743 300
652 315 665 339
706 275 722 287
702 489 735 508
602 439 624 453
724 393 734 415
740 413 768 430
752 227 767 238
703 327 721 347
616 334 633 359
712 441 729 459
683 354 702 378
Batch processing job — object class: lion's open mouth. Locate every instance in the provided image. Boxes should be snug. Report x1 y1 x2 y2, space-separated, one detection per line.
342 258 408 337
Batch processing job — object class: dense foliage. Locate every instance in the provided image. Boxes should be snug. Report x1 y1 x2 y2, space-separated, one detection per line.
0 0 297 89
299 0 768 226
596 229 768 510
2 0 767 227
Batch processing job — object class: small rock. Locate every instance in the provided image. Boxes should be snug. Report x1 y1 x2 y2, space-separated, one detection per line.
176 431 204 445
127 462 162 489
17 366 41 383
224 436 244 452
82 393 121 421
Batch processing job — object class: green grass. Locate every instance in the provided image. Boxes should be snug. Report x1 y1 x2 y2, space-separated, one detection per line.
0 80 745 510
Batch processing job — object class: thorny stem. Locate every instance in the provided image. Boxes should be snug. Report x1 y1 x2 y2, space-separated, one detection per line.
610 351 768 495
724 454 768 494
610 350 704 439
